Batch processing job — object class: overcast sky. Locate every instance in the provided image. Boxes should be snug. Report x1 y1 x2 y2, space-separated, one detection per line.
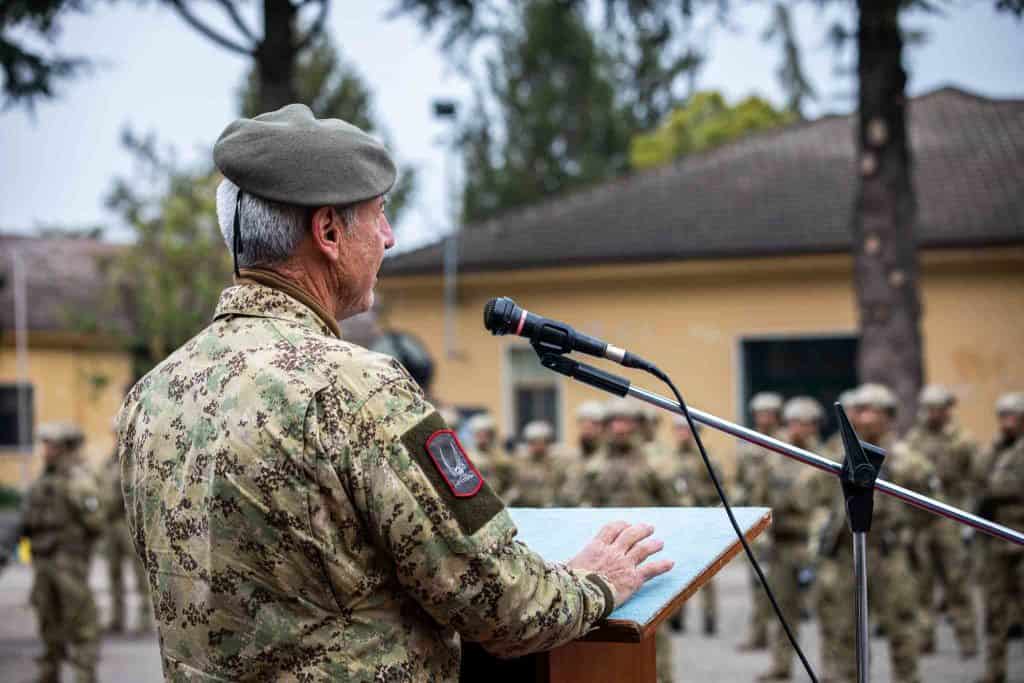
1 1 1021 251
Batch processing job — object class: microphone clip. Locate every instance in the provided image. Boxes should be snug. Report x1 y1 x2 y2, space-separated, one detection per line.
532 350 631 398
529 322 576 357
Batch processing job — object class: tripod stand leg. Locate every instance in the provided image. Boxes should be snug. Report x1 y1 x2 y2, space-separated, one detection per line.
853 531 870 683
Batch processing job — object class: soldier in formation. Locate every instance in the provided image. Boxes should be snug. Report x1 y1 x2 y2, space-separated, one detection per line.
975 392 1024 683
812 387 858 682
466 412 513 495
902 384 978 657
758 396 826 681
736 391 783 651
670 415 720 636
101 440 153 636
576 398 679 682
816 384 930 682
21 422 104 683
503 420 564 507
571 400 606 461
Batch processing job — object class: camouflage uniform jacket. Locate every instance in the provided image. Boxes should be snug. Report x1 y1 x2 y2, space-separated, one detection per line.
903 421 977 505
874 435 942 547
734 430 779 507
117 283 611 682
577 438 677 507
764 436 824 541
503 447 572 508
22 460 104 560
673 442 721 507
980 436 1024 553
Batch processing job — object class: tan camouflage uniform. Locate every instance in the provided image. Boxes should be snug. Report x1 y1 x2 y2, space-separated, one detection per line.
902 419 979 656
101 451 153 634
671 434 720 634
504 421 570 508
818 434 928 683
117 283 613 681
760 412 824 680
736 433 778 649
811 431 847 682
578 419 677 683
976 432 1024 683
465 414 511 495
23 430 104 683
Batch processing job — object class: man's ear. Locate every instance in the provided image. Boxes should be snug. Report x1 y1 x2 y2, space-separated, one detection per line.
310 206 342 262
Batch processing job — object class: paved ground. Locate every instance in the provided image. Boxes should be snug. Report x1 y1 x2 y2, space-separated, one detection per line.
0 556 1020 682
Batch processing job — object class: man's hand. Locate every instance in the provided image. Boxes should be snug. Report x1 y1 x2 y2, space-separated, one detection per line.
567 521 673 608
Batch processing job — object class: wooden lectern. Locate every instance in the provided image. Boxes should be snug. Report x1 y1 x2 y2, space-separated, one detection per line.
461 507 771 683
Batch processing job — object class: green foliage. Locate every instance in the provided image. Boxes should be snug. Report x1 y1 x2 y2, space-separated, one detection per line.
0 0 92 110
104 131 231 376
460 0 629 222
629 91 795 170
600 1 705 132
762 2 815 119
238 33 415 227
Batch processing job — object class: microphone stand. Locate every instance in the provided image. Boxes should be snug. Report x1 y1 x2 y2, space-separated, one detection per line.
533 347 1024 683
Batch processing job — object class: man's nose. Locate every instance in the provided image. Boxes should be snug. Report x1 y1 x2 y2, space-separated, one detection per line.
381 215 396 250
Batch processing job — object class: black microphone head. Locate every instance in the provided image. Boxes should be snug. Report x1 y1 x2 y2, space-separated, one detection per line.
483 297 521 335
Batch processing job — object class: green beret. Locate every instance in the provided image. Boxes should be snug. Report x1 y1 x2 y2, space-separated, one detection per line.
213 104 397 207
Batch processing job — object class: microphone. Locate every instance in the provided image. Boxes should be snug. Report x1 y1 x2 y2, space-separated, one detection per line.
482 297 654 371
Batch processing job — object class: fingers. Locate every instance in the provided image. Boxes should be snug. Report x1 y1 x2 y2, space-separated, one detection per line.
638 559 674 581
595 520 629 545
626 538 664 564
613 523 654 553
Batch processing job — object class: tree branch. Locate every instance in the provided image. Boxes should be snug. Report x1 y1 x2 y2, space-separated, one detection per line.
215 0 258 44
295 0 329 52
166 0 256 56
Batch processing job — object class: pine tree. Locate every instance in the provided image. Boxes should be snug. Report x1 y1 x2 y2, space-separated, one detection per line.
461 0 628 223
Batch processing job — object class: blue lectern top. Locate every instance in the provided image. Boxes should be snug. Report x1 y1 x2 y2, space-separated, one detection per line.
509 506 770 639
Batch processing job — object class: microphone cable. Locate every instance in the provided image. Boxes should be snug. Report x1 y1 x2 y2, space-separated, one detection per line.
643 362 819 683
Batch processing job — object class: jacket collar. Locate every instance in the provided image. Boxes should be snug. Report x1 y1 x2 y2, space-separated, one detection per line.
213 277 341 339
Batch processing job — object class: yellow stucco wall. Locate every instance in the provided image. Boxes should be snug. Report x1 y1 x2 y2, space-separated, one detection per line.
378 247 1024 474
0 343 133 488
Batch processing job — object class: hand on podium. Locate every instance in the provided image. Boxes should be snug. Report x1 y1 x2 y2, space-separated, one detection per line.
567 521 674 608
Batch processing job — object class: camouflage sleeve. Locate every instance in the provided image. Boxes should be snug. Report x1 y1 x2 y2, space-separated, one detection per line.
338 371 611 658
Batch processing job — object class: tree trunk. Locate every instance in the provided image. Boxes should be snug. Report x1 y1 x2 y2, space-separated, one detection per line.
257 0 298 112
853 0 923 434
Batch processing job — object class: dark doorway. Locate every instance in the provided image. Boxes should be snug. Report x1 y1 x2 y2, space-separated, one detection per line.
741 336 859 439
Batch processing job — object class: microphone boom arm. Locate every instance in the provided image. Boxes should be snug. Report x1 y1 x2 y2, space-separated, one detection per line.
537 350 1024 548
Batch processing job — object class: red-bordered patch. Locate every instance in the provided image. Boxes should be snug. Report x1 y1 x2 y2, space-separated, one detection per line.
424 429 484 498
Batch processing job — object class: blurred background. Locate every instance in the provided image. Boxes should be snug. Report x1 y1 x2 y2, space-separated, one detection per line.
0 1 1022 681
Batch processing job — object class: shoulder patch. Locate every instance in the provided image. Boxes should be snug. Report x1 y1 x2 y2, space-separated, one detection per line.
426 429 483 497
401 412 504 535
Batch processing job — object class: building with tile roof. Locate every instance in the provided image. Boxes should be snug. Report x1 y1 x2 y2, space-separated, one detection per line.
379 87 1024 465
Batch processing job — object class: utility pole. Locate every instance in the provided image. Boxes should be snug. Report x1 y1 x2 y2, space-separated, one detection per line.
433 100 460 359
10 247 31 488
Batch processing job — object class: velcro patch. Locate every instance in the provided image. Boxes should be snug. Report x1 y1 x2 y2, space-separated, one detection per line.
401 412 504 536
426 429 483 497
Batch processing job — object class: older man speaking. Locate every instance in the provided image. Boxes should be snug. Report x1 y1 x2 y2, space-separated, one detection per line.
116 105 672 681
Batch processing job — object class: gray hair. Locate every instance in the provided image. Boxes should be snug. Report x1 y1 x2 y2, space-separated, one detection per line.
216 179 310 269
215 179 367 268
